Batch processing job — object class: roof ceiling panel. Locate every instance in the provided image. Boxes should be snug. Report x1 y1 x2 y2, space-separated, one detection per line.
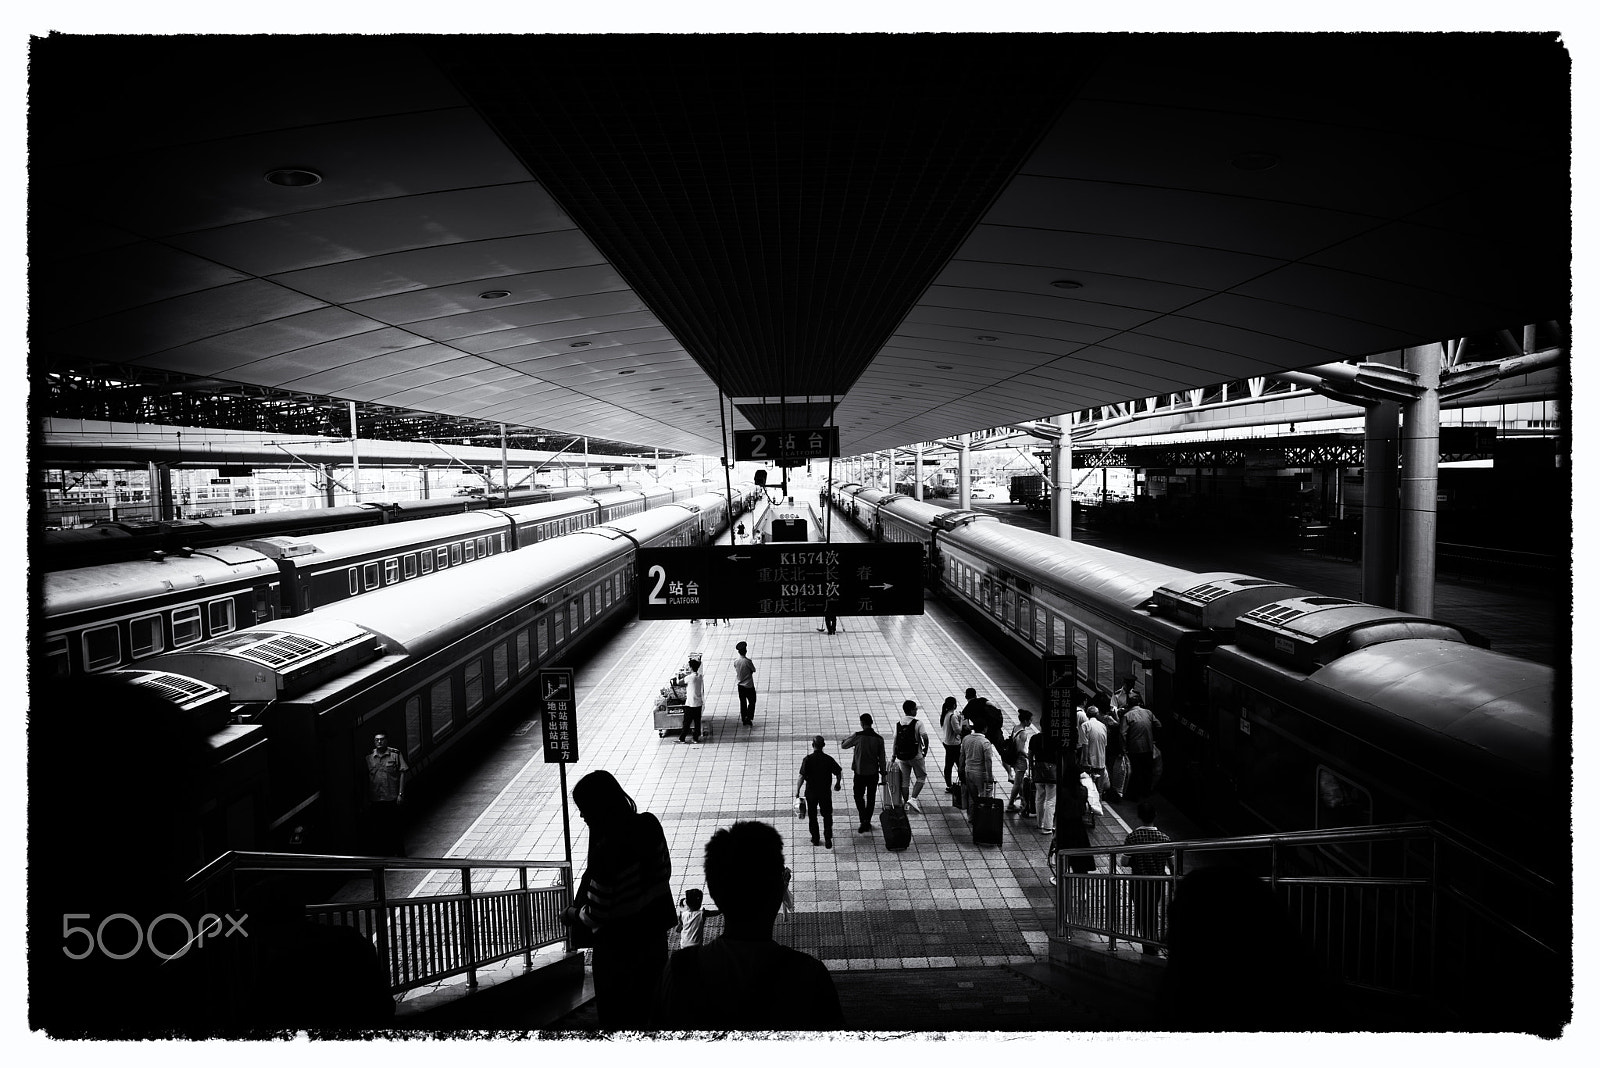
457 313 667 355
405 291 649 342
125 309 407 376
917 284 1159 332
344 264 631 324
269 232 608 305
168 183 577 276
956 225 1283 293
32 243 251 328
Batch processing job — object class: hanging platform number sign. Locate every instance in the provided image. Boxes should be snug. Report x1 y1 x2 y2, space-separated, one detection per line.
539 668 578 763
734 427 839 462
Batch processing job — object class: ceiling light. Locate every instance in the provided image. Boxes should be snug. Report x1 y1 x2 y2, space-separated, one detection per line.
1230 152 1280 172
890 396 902 400
976 335 998 342
478 289 510 299
570 341 591 348
1050 280 1083 290
935 364 952 370
618 369 636 375
264 167 323 187
650 387 664 392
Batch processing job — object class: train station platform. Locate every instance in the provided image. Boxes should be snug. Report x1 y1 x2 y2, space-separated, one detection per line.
371 493 1189 1030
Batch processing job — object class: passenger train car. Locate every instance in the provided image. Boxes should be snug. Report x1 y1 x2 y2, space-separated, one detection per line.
825 480 1563 879
35 483 621 572
131 492 735 851
40 482 755 677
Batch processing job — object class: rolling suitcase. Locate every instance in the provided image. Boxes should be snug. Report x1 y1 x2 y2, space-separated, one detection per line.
883 763 906 808
972 794 1004 846
880 804 912 851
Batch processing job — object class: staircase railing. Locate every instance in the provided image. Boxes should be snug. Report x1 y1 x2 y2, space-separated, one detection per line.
1053 820 1566 1030
183 850 574 1023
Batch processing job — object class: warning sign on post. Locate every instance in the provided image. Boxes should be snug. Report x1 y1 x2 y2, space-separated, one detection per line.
1042 655 1079 750
539 668 578 763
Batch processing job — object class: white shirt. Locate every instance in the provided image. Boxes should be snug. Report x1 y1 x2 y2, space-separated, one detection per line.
685 669 705 706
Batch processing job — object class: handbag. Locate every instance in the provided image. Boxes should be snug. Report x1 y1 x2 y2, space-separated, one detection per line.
794 796 807 818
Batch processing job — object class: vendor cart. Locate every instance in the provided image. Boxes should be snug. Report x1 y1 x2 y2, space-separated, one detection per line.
652 653 711 740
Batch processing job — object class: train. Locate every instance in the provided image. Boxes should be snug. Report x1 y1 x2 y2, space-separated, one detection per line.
40 481 754 678
824 479 1564 881
35 483 623 572
74 491 742 856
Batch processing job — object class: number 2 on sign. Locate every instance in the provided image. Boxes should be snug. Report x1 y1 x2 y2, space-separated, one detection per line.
648 564 669 605
747 433 767 458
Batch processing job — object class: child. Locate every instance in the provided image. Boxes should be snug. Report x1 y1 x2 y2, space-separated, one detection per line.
675 887 716 947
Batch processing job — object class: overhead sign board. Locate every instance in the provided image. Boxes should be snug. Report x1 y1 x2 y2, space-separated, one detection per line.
538 668 578 763
638 543 923 619
733 427 840 462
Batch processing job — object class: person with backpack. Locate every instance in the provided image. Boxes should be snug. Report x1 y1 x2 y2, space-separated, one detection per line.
891 700 931 813
1005 709 1039 817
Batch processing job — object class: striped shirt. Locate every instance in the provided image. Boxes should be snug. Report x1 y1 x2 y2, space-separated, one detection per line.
1123 825 1172 875
580 812 674 930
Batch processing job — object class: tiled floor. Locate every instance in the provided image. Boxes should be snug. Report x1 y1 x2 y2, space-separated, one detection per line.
401 506 1131 969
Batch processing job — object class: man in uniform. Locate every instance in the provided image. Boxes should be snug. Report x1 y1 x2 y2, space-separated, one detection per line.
365 733 409 856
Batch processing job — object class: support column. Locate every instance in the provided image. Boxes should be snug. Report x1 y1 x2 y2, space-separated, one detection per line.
420 466 430 500
958 435 971 511
500 423 510 497
348 401 361 504
1399 343 1443 616
1361 402 1400 607
1050 416 1071 540
322 465 337 508
913 444 924 501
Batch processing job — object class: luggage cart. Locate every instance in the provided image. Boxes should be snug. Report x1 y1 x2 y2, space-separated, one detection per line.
652 654 711 740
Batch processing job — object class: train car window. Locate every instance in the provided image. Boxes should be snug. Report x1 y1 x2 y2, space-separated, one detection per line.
582 591 592 623
172 606 203 646
1051 615 1066 656
130 614 164 658
475 537 487 558
464 540 476 562
450 543 462 566
1033 608 1048 650
1094 640 1114 691
464 659 484 715
517 629 531 671
348 568 359 595
362 562 380 591
207 599 236 636
603 579 613 608
82 625 121 672
429 677 454 739
420 551 434 575
492 642 509 691
437 547 450 570
1072 627 1090 672
44 635 71 678
403 554 418 580
404 696 422 760
554 610 567 646
1018 595 1031 635
537 618 550 657
384 558 399 585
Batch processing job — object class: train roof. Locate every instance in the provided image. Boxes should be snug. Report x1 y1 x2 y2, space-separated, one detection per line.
42 545 279 618
242 510 511 562
1236 595 1474 670
1152 573 1315 630
943 521 1198 616
143 616 383 702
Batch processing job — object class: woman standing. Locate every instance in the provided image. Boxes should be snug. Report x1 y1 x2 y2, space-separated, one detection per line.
1046 764 1098 885
938 696 962 793
563 771 676 1030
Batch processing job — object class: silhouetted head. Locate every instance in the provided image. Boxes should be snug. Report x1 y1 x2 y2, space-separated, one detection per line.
1017 709 1033 725
704 821 788 922
572 770 637 832
903 700 917 717
942 697 957 714
860 713 873 728
965 688 977 701
684 888 704 910
736 642 747 655
1137 800 1159 825
812 735 826 750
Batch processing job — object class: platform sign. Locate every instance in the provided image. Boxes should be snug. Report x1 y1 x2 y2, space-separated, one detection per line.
1042 655 1078 748
637 543 924 619
538 668 578 763
733 427 839 462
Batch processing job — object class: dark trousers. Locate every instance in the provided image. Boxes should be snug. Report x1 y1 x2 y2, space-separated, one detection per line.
943 744 961 786
825 614 837 634
1132 880 1165 954
1128 750 1155 800
678 705 702 741
592 925 669 1029
366 800 404 856
852 773 879 828
807 795 834 843
737 685 756 724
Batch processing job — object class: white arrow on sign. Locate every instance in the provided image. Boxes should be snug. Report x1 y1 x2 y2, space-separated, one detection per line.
724 553 752 562
868 582 895 591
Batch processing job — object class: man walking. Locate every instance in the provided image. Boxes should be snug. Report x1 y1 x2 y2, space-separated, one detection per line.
840 713 887 834
958 720 997 824
677 657 705 744
795 736 842 849
891 700 931 812
733 641 757 728
1121 694 1162 801
1080 707 1109 795
364 733 409 856
1006 709 1039 816
1122 801 1174 955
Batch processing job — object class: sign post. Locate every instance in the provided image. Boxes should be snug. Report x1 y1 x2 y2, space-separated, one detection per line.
539 668 578 927
1042 655 1078 838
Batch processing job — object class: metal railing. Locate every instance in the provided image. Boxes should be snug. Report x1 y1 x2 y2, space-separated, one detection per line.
183 851 574 1022
1053 821 1566 1026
